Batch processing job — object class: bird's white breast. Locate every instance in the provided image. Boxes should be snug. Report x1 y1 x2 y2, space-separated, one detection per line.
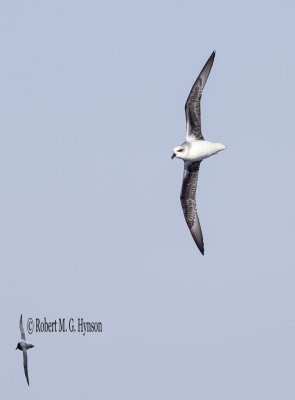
184 140 226 161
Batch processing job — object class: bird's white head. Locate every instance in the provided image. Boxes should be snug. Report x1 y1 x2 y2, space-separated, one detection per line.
171 145 186 160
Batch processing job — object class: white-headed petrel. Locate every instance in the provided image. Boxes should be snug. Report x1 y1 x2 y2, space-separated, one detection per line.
171 51 226 255
15 314 34 386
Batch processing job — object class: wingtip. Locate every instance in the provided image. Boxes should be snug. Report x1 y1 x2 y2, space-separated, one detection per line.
195 240 204 255
206 50 215 63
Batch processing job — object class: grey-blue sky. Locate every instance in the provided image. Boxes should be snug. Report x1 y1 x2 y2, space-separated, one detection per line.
1 0 295 398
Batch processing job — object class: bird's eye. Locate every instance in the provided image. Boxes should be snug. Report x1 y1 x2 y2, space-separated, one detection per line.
178 149 184 152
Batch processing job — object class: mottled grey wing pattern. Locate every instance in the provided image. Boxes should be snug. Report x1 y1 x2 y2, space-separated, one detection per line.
180 161 204 255
19 314 26 340
185 51 215 141
23 350 30 386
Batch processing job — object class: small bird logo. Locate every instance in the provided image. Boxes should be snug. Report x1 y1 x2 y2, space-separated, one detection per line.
15 314 34 386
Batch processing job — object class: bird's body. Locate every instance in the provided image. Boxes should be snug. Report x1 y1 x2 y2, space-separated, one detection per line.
171 51 226 255
16 315 34 386
174 140 225 162
16 340 34 351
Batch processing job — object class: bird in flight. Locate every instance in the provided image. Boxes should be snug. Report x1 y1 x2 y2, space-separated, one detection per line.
15 314 34 386
171 51 226 255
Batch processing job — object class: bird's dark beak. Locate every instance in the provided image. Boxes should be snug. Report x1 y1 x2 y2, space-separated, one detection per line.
171 153 176 159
